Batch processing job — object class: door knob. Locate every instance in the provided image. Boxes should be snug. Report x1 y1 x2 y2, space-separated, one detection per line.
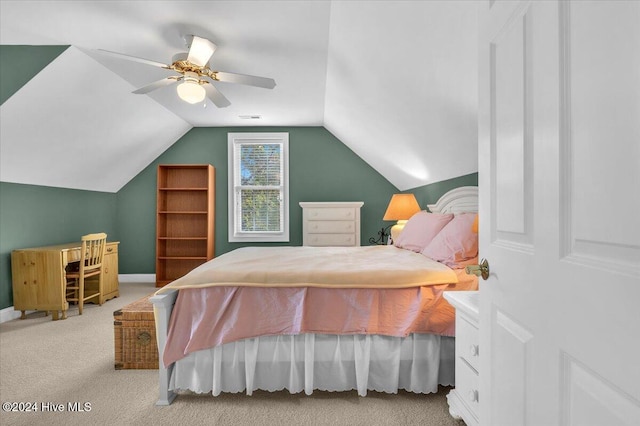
465 258 490 280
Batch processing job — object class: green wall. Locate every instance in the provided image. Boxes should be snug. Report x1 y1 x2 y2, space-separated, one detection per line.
0 119 477 311
0 45 68 104
116 126 479 274
410 172 478 208
116 126 400 273
0 134 478 309
0 183 117 308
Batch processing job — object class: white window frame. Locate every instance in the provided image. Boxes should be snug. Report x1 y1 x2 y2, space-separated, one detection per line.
228 132 289 242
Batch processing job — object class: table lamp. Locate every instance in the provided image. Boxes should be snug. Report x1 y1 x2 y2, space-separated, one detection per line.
383 194 421 243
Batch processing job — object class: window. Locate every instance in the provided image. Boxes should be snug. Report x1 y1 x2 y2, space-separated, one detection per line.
228 132 289 242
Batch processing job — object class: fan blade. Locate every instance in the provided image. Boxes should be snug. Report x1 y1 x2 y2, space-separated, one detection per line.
133 77 178 94
204 82 231 108
214 71 276 89
96 49 170 69
187 36 217 67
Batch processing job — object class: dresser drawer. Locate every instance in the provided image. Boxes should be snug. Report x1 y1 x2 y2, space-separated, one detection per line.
307 221 355 234
457 315 480 371
306 208 356 221
455 358 480 417
305 234 356 246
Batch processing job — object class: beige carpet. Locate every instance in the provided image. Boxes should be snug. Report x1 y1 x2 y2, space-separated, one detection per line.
0 282 464 426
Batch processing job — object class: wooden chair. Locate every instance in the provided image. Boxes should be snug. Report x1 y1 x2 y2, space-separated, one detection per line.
65 233 107 316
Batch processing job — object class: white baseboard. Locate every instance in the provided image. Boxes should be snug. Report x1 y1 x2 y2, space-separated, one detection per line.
0 306 26 323
118 274 156 283
1 274 156 324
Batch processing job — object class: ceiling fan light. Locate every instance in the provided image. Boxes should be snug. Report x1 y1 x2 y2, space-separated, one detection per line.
177 80 206 104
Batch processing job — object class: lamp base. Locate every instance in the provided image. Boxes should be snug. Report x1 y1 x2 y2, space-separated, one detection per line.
389 220 408 244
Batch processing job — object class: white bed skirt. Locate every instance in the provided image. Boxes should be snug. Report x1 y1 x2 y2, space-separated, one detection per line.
170 333 455 397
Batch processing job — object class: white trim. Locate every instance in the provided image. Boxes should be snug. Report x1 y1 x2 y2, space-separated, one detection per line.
0 306 25 323
227 132 290 242
118 274 156 283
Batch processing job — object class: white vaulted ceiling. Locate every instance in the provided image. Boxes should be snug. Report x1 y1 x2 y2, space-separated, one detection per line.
0 0 478 193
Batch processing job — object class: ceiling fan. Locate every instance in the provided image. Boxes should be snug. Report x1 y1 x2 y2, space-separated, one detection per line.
98 35 276 107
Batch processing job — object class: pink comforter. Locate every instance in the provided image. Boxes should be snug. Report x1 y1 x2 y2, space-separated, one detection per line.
162 268 477 367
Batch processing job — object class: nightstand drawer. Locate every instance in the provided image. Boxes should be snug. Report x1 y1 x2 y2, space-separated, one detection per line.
306 234 356 246
455 358 480 416
457 315 480 371
306 208 356 221
444 291 479 426
307 221 355 234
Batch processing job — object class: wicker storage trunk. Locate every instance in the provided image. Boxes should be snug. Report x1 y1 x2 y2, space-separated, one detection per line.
113 294 159 369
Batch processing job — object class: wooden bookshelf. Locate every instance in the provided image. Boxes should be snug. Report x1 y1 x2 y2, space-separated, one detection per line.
156 165 215 287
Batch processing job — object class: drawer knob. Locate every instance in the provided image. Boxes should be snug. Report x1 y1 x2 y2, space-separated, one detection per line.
469 344 479 357
468 390 479 403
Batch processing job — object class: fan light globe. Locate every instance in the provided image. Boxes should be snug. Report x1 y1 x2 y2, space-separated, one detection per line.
177 80 206 104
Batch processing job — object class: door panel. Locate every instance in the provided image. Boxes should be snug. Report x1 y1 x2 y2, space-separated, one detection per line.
561 354 640 426
492 12 529 239
490 309 532 426
560 1 640 271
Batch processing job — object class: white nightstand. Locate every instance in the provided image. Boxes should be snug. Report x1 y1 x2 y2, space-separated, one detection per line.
443 291 480 426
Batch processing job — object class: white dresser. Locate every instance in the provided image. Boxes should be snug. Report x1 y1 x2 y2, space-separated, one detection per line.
299 202 364 247
443 291 480 426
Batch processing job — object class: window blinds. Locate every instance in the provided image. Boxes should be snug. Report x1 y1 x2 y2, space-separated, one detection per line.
235 143 284 233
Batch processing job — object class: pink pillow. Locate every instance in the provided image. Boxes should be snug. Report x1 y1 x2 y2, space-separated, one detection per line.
393 212 454 252
421 213 478 268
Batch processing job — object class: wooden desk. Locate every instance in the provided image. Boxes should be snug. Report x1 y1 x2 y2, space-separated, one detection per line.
11 241 119 320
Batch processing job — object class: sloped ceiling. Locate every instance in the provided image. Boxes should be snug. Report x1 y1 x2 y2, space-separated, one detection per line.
0 0 477 193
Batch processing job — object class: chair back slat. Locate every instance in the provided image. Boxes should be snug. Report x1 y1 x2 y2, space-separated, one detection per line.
80 233 107 272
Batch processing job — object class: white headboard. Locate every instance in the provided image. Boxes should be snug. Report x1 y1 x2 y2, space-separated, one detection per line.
427 186 478 214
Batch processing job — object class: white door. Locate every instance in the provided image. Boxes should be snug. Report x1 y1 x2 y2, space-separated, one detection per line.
478 1 640 425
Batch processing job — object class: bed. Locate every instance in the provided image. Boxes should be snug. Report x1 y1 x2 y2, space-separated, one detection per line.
150 186 479 405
